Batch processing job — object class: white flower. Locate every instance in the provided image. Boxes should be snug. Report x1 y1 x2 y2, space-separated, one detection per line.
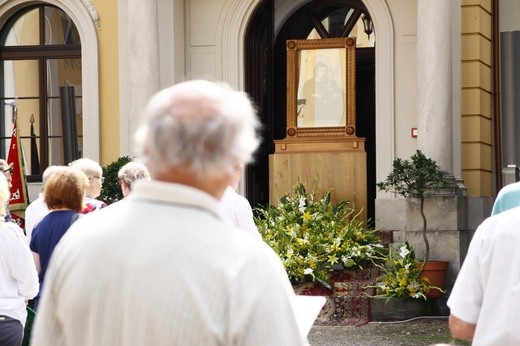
405 263 411 270
398 245 410 258
298 198 306 213
304 268 313 275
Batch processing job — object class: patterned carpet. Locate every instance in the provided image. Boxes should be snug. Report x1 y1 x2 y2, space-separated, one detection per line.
293 230 393 326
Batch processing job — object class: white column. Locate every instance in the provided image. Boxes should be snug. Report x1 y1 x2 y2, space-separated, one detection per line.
122 0 160 153
417 0 453 174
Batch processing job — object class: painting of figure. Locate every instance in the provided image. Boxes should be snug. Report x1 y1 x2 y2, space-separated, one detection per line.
297 48 346 128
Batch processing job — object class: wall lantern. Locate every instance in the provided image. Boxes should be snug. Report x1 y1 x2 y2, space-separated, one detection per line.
362 14 373 39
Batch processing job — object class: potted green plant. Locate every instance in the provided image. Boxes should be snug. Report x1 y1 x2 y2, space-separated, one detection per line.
255 182 384 289
376 150 450 297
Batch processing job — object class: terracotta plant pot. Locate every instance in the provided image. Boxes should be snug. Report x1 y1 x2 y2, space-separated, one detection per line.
419 261 449 298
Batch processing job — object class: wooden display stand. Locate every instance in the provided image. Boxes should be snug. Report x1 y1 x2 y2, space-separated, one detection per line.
269 138 367 221
269 37 367 220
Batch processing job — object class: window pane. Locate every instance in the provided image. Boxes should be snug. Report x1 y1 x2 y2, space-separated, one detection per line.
0 103 15 158
15 99 40 138
48 137 64 166
20 135 41 175
44 7 80 45
46 59 82 97
2 8 39 46
3 60 40 98
1 99 40 140
47 96 81 163
320 8 353 38
47 98 63 137
0 99 39 169
75 95 83 157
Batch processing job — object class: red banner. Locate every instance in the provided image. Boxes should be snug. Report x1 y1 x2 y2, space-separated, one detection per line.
7 120 28 227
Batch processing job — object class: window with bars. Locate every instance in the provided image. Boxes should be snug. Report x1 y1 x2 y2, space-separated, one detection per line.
0 4 82 181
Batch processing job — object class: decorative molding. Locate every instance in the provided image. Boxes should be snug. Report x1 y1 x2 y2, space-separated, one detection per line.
79 0 100 29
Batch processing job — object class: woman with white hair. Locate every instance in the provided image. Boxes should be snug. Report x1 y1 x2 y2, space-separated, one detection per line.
69 158 107 213
0 173 39 345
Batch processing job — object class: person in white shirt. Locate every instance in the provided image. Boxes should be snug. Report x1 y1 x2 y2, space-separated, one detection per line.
448 206 520 344
0 159 14 223
24 166 64 242
0 173 39 346
32 80 305 346
220 166 262 239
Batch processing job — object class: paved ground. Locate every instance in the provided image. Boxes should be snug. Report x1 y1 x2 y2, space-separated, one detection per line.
308 317 471 346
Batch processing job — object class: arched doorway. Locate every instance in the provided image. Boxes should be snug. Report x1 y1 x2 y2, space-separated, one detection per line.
245 0 376 221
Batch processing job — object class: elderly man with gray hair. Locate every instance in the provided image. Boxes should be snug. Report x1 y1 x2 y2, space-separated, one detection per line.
117 161 150 199
32 80 305 345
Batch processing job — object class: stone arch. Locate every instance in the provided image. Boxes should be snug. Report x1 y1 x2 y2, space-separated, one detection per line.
217 0 261 90
0 0 100 161
218 0 394 194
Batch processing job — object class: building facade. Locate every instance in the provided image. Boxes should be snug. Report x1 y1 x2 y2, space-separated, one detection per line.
0 0 517 284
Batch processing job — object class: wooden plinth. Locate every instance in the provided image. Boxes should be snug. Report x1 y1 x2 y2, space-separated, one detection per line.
269 138 367 220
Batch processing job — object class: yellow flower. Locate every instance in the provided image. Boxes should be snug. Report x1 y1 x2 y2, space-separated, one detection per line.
328 254 339 265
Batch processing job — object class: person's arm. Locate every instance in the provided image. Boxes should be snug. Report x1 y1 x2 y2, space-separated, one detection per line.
32 251 41 273
3 230 39 299
29 230 42 272
449 314 476 341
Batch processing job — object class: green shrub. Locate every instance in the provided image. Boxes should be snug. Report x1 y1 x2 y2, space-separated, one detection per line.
99 156 132 204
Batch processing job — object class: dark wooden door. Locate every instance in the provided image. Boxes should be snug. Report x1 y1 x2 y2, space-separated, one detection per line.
244 0 273 209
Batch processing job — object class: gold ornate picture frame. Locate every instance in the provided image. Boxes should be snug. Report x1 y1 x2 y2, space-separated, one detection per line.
286 37 356 138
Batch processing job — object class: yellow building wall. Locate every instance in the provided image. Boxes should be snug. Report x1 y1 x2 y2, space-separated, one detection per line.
461 0 493 196
92 0 119 166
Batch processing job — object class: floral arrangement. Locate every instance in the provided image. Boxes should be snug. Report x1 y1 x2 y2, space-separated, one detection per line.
255 182 384 289
369 241 436 300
